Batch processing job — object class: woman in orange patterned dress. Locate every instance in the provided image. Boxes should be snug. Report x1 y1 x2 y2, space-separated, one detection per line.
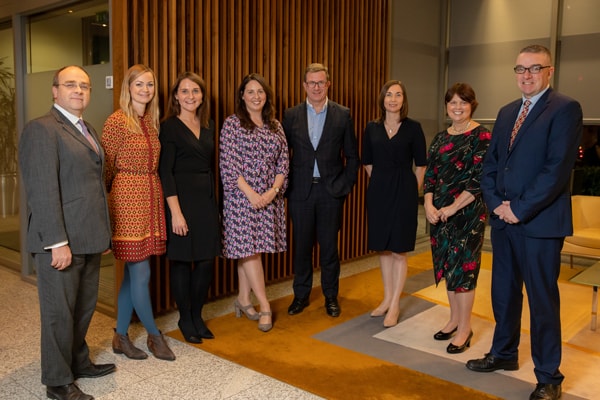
102 64 175 361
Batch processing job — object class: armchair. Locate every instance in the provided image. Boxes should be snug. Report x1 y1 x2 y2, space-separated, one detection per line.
562 195 600 267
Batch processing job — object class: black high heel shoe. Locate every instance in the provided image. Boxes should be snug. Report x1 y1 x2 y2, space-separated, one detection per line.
178 321 202 344
446 331 473 354
194 318 215 339
433 326 457 341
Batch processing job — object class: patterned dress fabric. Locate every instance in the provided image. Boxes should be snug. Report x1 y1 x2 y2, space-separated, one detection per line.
362 118 427 253
423 125 491 291
219 114 289 259
159 116 221 261
102 110 167 261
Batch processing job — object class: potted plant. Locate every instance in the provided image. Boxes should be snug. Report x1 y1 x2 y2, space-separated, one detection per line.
0 57 18 217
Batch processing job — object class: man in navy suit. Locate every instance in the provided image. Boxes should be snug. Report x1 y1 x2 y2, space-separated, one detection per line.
19 66 114 400
466 45 582 400
282 63 359 317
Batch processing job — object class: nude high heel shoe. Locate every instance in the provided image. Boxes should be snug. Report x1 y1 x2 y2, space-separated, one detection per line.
383 308 400 328
258 311 273 332
234 299 260 321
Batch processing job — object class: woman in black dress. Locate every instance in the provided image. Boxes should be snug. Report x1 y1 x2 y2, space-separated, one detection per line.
423 83 491 354
362 80 427 328
159 72 221 343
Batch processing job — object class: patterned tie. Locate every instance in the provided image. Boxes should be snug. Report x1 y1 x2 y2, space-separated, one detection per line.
78 119 99 153
509 99 531 149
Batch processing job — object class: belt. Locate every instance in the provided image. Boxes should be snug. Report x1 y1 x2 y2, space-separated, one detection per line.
312 177 321 184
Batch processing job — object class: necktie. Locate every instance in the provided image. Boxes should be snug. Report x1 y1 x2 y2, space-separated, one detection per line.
509 99 531 149
78 119 99 153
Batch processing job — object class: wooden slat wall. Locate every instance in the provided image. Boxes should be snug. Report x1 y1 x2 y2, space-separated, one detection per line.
111 0 388 309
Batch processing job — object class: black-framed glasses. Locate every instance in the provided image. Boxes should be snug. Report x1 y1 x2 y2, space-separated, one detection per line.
56 82 91 91
513 65 551 74
305 80 327 88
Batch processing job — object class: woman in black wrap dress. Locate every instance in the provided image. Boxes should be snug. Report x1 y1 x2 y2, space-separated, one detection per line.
159 72 221 343
362 80 427 328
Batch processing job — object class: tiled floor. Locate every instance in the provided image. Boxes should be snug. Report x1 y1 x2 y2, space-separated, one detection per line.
0 207 431 400
0 249 394 399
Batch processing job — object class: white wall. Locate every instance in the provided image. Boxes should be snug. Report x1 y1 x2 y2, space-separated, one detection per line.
448 0 551 120
25 63 113 132
29 14 83 72
558 0 600 120
448 0 600 121
390 0 444 144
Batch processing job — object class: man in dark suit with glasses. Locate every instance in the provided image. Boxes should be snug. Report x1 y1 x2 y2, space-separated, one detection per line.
282 63 359 318
467 45 583 400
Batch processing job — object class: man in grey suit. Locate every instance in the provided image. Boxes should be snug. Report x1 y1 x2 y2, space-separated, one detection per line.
282 63 359 317
19 65 115 400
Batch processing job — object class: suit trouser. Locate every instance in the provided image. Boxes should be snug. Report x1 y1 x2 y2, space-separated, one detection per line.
34 252 101 386
288 182 344 299
489 225 564 384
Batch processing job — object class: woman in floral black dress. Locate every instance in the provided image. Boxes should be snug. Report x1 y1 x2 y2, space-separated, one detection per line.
219 74 289 333
424 83 491 354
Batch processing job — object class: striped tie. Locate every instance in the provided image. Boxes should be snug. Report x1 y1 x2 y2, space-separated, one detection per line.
78 119 99 153
509 99 531 149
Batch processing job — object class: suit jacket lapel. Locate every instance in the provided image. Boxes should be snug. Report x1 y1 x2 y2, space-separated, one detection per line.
320 102 336 148
299 102 312 147
510 89 552 151
519 90 551 134
85 122 104 159
305 100 335 151
51 107 101 157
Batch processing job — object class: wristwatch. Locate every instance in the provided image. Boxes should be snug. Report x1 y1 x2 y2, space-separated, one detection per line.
272 186 280 194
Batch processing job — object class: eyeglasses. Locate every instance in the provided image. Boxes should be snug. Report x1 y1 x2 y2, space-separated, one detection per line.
57 82 91 91
305 80 328 88
513 65 551 74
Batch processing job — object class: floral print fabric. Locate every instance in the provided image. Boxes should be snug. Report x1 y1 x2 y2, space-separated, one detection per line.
219 114 289 259
424 125 491 291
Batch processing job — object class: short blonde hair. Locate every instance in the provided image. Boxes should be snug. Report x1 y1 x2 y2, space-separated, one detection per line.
304 63 330 82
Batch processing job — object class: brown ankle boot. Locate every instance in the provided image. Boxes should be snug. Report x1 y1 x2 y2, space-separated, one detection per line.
147 332 176 361
112 329 148 360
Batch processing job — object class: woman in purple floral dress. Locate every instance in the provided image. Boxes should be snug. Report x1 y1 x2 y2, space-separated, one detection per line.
219 73 288 332
424 83 491 354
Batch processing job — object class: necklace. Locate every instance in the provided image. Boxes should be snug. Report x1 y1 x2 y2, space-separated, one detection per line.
451 120 471 134
384 120 401 135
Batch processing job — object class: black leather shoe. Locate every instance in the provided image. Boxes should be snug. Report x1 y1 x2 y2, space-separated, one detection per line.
73 363 116 379
325 297 341 317
178 321 202 344
288 297 309 315
194 318 215 339
466 353 518 372
447 331 473 354
434 326 457 340
529 383 562 400
198 326 215 340
47 383 94 400
182 333 203 344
